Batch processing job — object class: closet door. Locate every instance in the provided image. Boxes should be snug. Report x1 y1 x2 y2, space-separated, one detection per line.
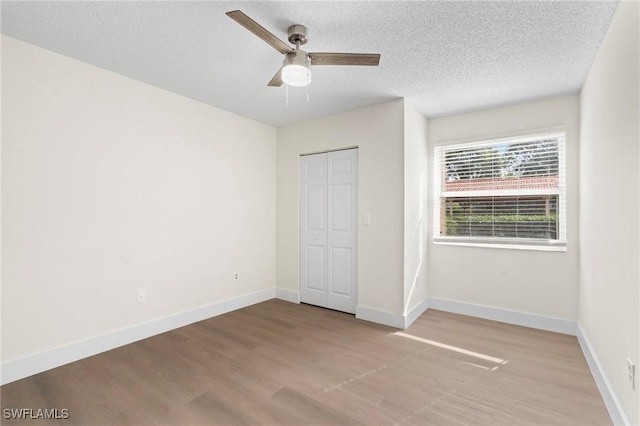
299 153 328 308
299 149 358 314
326 149 358 313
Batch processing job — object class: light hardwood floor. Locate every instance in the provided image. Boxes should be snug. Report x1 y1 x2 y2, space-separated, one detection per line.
1 299 611 425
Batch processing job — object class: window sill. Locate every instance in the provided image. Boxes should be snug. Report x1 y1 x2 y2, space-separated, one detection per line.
433 238 567 252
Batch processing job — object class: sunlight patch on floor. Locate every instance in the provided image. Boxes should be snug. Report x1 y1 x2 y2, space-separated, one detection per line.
393 332 508 365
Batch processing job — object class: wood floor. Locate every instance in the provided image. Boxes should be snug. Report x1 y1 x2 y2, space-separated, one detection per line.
1 299 610 425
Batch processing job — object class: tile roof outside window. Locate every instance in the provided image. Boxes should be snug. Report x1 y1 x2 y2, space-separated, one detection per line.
445 176 559 192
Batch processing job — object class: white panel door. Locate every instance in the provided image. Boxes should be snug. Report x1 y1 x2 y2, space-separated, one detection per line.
326 149 358 313
299 149 357 314
299 154 328 308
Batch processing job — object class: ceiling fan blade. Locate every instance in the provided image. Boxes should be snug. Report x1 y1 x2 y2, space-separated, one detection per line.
268 67 283 87
226 10 293 55
309 53 380 66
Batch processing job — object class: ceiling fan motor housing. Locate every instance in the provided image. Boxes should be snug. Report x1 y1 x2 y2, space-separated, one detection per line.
284 49 309 67
288 25 308 45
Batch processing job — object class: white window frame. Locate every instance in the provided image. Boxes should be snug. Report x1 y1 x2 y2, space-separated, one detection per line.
433 130 567 252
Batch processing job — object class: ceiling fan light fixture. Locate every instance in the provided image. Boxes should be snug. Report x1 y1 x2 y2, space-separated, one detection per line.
282 64 311 87
282 51 311 87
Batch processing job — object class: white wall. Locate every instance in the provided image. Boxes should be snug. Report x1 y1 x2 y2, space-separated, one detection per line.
427 95 580 321
276 100 406 320
403 100 429 314
578 0 639 423
1 36 277 362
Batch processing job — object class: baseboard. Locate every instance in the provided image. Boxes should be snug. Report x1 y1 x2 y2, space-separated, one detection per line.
275 288 300 304
1 288 276 385
356 305 405 329
404 297 429 328
577 324 630 425
427 297 576 335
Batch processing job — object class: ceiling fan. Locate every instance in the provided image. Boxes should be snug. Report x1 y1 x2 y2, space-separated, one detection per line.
226 10 381 87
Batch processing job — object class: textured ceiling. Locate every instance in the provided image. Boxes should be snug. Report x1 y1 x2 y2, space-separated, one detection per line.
1 1 619 127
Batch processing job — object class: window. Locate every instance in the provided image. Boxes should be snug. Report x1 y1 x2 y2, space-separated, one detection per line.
434 131 566 250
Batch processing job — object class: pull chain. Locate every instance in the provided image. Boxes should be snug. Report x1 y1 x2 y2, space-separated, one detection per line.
285 83 289 106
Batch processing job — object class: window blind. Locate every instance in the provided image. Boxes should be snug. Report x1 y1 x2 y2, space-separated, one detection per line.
434 132 566 245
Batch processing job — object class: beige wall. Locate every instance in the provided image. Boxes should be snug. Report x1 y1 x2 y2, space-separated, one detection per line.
276 100 406 317
403 100 429 313
578 0 639 423
427 94 580 320
1 36 277 362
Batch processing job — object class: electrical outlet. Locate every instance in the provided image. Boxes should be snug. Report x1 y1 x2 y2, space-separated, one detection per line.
628 358 635 390
137 289 146 303
233 272 239 282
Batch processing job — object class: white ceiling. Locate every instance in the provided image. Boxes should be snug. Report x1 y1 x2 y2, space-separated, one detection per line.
1 1 618 127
